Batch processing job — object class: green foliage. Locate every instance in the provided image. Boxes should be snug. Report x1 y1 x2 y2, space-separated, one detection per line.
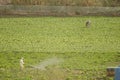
0 16 120 80
0 52 119 80
0 17 120 52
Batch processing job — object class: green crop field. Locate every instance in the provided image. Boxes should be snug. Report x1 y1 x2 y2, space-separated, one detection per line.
0 17 120 80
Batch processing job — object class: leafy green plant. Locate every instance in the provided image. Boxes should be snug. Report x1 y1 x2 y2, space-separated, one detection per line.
0 16 119 80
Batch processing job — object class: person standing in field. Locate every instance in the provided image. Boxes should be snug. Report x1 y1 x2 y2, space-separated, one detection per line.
20 57 24 70
86 20 91 27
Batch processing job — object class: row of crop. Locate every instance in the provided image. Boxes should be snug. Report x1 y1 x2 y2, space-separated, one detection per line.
0 52 115 80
